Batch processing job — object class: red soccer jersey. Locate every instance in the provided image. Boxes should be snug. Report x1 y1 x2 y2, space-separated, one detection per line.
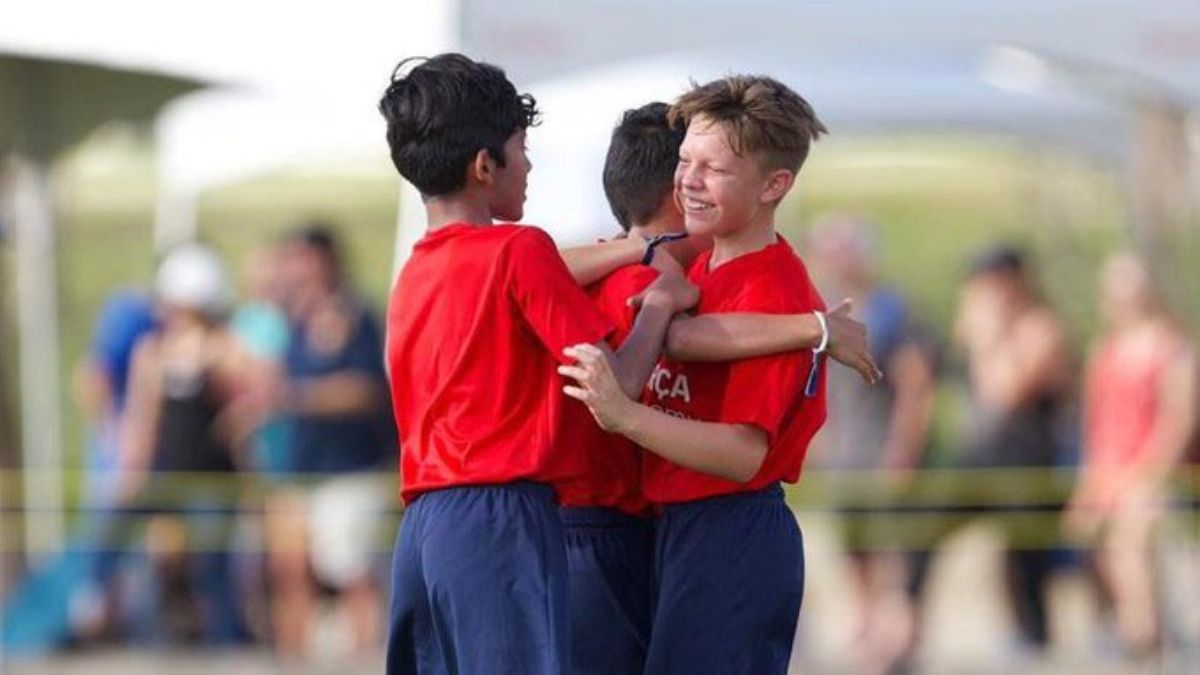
641 236 827 504
388 223 614 504
556 264 661 515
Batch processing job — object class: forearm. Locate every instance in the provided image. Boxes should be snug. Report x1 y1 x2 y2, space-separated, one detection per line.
286 373 381 417
609 301 675 398
615 402 767 482
666 313 820 362
882 345 936 467
559 237 645 286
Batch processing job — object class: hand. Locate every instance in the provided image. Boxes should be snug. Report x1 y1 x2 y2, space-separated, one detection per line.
825 299 883 386
629 268 699 314
648 245 684 275
559 343 637 433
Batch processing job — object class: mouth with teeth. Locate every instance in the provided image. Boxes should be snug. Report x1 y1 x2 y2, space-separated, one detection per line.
682 196 715 212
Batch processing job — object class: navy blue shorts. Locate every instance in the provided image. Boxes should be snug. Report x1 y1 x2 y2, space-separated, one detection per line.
560 506 654 675
386 483 568 675
646 483 804 675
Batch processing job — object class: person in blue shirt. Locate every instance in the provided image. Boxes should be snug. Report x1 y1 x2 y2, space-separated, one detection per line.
264 224 394 658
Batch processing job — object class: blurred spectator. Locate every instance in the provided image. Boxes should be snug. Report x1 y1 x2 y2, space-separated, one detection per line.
0 290 158 653
264 224 393 658
225 244 293 641
72 288 159 635
111 242 253 644
951 244 1072 651
229 245 292 476
808 214 939 675
1065 251 1197 657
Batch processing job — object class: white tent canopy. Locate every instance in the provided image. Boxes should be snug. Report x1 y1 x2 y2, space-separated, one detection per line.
461 0 1200 106
521 48 1135 243
0 50 204 558
8 1 1195 244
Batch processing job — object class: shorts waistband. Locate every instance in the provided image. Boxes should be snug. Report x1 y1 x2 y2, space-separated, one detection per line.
559 505 651 528
662 482 785 513
410 481 555 504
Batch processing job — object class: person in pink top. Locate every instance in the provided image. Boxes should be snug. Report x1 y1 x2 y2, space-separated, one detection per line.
1065 251 1197 657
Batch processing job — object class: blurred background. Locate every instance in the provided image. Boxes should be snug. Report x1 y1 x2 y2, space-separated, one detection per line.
1 1 1198 673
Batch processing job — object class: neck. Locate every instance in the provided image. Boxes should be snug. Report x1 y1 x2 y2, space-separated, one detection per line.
425 194 494 231
710 216 776 268
628 214 677 240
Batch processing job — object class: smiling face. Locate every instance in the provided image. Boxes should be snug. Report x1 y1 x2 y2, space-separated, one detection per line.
488 129 532 222
674 115 791 240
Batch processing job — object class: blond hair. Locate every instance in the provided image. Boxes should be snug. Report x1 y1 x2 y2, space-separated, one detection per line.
669 75 827 172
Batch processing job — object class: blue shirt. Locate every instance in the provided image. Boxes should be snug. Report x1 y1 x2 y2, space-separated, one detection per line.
285 298 394 474
90 289 158 411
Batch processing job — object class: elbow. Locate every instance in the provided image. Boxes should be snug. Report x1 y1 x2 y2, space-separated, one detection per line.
725 463 759 484
724 434 768 483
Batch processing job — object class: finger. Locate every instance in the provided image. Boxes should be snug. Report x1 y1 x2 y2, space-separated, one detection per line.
857 362 876 386
627 290 647 308
562 385 591 403
556 365 592 382
569 343 605 364
867 360 883 385
564 344 601 363
829 298 853 316
853 355 879 386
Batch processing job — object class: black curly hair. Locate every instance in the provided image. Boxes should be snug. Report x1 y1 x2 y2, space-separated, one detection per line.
379 53 540 197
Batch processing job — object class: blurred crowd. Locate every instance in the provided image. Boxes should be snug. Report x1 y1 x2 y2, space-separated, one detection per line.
2 215 1197 671
5 223 396 660
802 214 1198 674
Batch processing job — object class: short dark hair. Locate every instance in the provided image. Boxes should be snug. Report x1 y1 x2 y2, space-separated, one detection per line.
969 244 1026 278
669 75 826 173
378 53 540 197
602 102 685 231
285 222 344 285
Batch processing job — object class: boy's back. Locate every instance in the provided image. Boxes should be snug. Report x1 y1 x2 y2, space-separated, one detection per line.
389 223 612 503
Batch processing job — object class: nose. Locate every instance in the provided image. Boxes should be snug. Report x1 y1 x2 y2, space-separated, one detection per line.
677 163 701 191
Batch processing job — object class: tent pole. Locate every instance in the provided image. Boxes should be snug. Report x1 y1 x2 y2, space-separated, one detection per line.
10 156 66 563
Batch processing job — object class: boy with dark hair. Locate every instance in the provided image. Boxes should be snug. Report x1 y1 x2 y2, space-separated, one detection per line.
378 54 696 675
561 75 835 674
558 102 697 675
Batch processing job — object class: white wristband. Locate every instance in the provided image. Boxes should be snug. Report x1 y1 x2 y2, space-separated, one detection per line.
813 310 829 354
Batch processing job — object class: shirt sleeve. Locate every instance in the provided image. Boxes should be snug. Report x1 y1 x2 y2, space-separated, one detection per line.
506 228 615 364
591 266 660 346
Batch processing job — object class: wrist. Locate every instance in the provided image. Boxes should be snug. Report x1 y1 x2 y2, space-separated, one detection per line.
812 311 830 354
612 396 644 436
639 290 681 314
792 314 823 349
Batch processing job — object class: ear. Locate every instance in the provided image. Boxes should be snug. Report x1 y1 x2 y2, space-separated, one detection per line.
467 148 495 186
760 168 796 204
